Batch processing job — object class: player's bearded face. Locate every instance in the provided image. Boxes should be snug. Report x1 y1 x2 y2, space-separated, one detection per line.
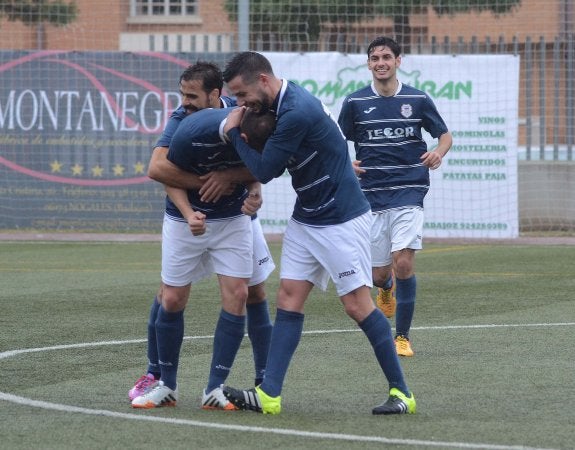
227 76 272 113
243 86 272 113
184 104 200 114
180 79 211 115
248 88 273 112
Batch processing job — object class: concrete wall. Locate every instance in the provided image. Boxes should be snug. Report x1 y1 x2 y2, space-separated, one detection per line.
519 161 575 231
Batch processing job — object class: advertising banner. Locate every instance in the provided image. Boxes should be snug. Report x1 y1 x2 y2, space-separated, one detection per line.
263 52 520 238
0 51 519 237
0 51 212 232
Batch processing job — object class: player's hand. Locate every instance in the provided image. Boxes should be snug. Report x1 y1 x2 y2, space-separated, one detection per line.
224 106 246 134
421 151 442 170
242 191 262 216
352 160 366 177
187 211 207 236
199 171 235 203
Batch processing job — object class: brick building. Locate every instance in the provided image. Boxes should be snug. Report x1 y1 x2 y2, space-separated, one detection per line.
0 0 573 151
0 0 571 52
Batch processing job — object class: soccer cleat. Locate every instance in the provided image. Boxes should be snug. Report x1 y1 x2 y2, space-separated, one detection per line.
372 388 416 415
395 335 414 357
202 385 238 411
375 273 396 318
131 381 177 409
223 385 281 415
128 374 158 401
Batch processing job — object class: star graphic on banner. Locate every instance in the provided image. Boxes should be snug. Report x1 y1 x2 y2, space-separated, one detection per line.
112 164 125 176
91 165 104 177
50 160 63 173
71 164 83 176
134 161 146 174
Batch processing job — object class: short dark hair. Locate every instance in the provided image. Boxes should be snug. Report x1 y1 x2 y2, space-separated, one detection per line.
240 108 276 152
367 36 401 58
179 61 223 94
223 51 274 84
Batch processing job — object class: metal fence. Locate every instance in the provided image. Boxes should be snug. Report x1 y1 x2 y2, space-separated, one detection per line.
255 34 575 162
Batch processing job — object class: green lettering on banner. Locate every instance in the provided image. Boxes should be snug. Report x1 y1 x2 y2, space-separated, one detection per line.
260 219 289 227
479 117 505 124
442 173 484 180
452 130 505 138
451 145 507 152
485 173 506 180
416 80 472 100
447 159 506 166
424 222 508 230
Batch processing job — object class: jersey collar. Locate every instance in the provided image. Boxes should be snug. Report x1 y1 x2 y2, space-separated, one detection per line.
272 78 288 115
219 116 229 143
370 80 403 97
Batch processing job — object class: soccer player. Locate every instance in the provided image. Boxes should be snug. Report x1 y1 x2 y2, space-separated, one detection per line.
220 51 416 416
131 106 277 409
128 62 275 410
338 36 453 357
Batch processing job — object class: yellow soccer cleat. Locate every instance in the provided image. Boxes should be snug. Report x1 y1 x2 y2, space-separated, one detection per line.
395 335 414 357
372 388 416 415
375 273 396 318
223 385 282 415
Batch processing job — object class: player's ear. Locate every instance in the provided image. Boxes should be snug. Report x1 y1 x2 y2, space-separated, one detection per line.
259 73 270 86
239 132 249 144
208 88 220 106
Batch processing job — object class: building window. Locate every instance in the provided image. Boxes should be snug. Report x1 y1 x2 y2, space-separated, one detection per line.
132 0 197 17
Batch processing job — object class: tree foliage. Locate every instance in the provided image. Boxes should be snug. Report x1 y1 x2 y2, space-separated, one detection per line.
0 0 78 27
224 0 521 52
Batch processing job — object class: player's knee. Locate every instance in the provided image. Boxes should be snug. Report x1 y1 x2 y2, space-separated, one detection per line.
342 301 368 323
246 283 266 304
394 260 413 279
161 291 188 312
230 283 249 303
393 250 415 278
341 287 374 322
372 266 392 288
373 274 390 288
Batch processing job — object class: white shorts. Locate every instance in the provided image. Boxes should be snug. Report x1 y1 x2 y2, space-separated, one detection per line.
249 217 276 287
371 207 423 267
161 214 253 287
280 212 373 297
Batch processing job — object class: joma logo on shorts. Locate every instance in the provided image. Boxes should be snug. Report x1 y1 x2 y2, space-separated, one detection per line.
338 269 357 279
258 256 270 266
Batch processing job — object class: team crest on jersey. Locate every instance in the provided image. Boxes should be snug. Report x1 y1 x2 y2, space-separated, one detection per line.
401 104 413 118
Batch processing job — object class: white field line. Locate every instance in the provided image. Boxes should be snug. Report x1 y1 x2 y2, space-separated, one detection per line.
1 322 572 450
0 392 557 450
2 322 575 360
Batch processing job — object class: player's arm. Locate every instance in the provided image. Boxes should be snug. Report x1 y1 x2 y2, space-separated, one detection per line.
352 159 366 177
149 145 250 202
241 181 262 216
148 146 204 190
421 132 453 170
224 107 298 184
198 167 257 203
164 185 206 236
338 97 366 177
149 107 198 187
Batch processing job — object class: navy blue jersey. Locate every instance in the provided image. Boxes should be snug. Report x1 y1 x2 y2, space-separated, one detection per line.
338 82 448 212
166 108 247 221
228 80 370 226
156 96 236 148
